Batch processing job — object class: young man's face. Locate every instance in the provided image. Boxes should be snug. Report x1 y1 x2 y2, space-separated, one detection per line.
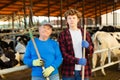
39 26 52 38
67 15 79 27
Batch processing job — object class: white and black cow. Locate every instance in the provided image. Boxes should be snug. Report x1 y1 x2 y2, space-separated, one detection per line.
92 26 120 76
0 35 30 78
14 35 30 64
0 42 18 79
99 25 120 32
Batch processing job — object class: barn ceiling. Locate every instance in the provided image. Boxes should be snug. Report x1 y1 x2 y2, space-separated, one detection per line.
0 0 120 21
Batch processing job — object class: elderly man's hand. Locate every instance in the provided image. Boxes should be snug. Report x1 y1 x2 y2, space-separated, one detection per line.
32 59 44 66
42 66 55 77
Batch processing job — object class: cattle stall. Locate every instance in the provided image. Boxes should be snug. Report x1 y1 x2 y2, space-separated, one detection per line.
0 28 120 78
0 0 120 80
0 41 120 80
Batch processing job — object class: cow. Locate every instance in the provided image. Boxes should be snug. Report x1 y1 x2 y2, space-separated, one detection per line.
99 25 120 32
14 36 28 65
0 35 29 79
92 31 120 76
0 45 18 79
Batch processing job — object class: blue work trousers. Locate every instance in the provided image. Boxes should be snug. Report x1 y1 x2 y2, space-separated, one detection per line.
32 74 60 80
62 71 89 80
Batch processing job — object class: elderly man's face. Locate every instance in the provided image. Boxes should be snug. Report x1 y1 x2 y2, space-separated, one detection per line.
39 25 52 39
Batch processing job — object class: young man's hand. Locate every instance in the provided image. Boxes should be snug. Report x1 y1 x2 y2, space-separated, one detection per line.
82 40 89 48
78 58 87 65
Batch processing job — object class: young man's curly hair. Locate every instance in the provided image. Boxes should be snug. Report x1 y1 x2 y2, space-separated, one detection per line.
64 9 82 20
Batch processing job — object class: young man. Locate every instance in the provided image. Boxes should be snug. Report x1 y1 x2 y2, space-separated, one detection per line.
58 9 94 80
23 23 63 80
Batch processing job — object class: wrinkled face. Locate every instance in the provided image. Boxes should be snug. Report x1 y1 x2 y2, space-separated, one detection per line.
67 15 79 27
39 25 52 38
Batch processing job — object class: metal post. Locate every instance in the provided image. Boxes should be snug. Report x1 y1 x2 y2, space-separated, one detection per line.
48 0 50 22
23 0 27 29
106 0 108 25
60 0 63 29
